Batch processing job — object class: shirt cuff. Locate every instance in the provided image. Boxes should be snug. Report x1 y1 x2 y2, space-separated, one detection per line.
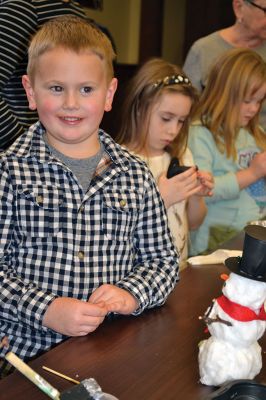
17 289 57 330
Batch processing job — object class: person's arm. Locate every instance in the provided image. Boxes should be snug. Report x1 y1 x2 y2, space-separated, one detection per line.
187 196 207 230
188 125 241 204
0 161 108 337
236 151 266 189
0 163 56 332
0 1 36 149
186 165 213 231
102 167 179 316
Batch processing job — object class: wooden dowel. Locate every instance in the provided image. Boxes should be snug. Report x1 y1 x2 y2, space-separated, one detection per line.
42 366 80 385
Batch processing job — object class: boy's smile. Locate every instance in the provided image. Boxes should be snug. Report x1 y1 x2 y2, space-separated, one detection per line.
23 47 117 157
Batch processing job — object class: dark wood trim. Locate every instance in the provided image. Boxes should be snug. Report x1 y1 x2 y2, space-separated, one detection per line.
139 0 164 63
183 0 235 59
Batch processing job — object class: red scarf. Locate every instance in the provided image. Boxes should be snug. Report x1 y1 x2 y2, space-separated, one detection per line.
217 295 266 322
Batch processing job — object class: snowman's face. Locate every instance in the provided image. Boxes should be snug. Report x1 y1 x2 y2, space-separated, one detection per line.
223 273 266 309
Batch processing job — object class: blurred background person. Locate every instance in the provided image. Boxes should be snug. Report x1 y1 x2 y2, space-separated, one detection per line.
117 58 213 269
0 0 88 150
183 0 266 128
188 48 266 255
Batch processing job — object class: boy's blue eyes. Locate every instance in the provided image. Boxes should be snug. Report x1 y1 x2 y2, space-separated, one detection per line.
80 87 93 94
51 86 62 92
49 86 93 94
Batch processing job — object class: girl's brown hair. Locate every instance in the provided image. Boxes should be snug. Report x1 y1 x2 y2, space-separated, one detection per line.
192 48 266 158
116 58 198 159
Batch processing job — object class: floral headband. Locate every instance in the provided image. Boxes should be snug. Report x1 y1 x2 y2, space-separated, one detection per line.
152 74 191 89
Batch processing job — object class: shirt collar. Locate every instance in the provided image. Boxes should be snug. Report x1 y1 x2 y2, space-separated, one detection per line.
7 121 131 174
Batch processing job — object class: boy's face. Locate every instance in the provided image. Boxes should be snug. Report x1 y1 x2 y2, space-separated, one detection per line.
23 47 117 157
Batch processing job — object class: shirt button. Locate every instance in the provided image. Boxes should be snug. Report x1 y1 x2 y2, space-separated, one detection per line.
80 205 85 212
77 251 84 260
120 199 127 207
36 195 43 204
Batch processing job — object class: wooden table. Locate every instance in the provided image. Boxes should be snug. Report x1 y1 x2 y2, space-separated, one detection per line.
0 237 265 399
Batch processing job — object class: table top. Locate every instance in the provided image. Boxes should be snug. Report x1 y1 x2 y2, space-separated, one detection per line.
0 236 265 399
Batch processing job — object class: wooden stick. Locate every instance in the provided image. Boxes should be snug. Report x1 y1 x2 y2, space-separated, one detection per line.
42 366 80 385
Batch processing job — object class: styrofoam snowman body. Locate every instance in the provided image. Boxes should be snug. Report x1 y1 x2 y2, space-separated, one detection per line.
199 272 266 386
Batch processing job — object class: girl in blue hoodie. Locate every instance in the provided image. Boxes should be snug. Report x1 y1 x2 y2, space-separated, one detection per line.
188 48 266 255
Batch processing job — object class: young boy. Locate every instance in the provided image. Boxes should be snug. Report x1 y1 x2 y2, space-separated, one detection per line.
0 16 179 368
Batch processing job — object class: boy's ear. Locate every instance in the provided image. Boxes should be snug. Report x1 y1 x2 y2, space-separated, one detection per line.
22 75 37 110
104 77 118 112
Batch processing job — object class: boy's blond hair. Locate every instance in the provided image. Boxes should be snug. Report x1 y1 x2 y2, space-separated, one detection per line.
116 58 198 160
27 15 116 82
192 48 266 159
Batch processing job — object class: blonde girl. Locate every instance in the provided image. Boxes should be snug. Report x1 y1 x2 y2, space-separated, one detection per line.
188 48 266 255
117 58 213 268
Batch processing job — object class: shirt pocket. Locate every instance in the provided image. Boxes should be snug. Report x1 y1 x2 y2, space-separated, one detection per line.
101 189 141 241
16 185 64 237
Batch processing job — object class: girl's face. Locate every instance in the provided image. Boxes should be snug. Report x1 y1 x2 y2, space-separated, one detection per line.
239 84 266 127
146 91 192 157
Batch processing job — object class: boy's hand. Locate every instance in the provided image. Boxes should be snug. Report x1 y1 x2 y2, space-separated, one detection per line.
43 297 108 336
89 284 139 315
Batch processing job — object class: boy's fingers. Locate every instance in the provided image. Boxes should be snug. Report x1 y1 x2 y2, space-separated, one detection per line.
105 301 122 313
84 302 108 316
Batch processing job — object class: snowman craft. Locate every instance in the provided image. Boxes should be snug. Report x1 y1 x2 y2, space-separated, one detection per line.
198 224 266 386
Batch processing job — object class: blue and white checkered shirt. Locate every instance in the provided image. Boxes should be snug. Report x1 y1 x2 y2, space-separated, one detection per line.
0 122 179 361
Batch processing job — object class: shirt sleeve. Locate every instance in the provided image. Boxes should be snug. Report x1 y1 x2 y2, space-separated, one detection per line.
116 168 180 315
0 163 57 331
188 125 240 203
0 1 37 149
183 41 204 92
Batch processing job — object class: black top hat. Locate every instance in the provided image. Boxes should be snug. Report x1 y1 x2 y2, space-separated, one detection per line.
225 224 266 282
207 379 266 399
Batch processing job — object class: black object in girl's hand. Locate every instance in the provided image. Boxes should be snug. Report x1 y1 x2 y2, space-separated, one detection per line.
167 157 192 179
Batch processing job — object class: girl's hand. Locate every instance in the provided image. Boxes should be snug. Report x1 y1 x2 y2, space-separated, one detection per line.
249 151 266 179
196 170 214 197
237 151 266 189
158 166 201 208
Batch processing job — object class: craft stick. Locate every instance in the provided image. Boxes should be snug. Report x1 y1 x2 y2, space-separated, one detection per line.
5 352 60 400
42 365 80 385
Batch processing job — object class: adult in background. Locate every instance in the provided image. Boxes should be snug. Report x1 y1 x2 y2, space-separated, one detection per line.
0 0 86 150
183 0 266 128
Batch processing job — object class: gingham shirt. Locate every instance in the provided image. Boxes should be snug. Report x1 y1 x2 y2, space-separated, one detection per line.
0 122 179 361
